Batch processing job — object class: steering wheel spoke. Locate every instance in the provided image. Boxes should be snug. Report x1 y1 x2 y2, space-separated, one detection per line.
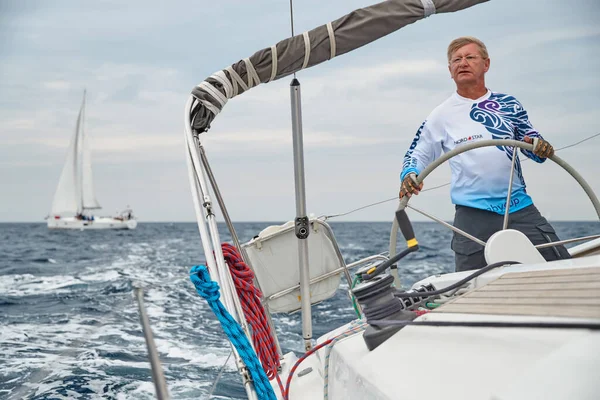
535 234 600 249
406 204 486 246
502 145 518 230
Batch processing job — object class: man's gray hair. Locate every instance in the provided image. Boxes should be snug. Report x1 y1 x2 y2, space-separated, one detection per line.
447 36 489 62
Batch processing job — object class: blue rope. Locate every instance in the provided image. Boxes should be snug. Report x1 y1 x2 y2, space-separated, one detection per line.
190 265 276 400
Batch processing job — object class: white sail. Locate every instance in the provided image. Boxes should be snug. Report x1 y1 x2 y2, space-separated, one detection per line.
50 91 101 216
50 100 84 216
80 93 101 210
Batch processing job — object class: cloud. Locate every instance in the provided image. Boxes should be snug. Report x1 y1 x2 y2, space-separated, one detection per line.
498 27 600 56
43 80 71 90
1 118 36 131
204 128 403 153
0 0 599 222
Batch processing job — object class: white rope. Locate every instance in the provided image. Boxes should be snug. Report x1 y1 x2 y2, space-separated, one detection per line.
302 31 311 69
268 45 278 82
243 57 261 89
197 81 227 107
194 54 263 117
199 99 221 116
420 0 436 18
226 66 248 93
326 22 336 60
210 70 236 99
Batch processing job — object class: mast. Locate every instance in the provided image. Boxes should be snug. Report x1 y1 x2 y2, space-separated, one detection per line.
290 78 313 351
75 91 85 214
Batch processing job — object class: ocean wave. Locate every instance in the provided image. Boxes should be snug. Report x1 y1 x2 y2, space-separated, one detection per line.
1 221 594 399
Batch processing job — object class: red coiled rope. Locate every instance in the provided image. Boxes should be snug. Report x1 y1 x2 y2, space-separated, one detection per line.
221 243 281 382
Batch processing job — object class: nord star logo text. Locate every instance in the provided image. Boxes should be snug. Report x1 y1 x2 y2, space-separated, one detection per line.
454 134 483 145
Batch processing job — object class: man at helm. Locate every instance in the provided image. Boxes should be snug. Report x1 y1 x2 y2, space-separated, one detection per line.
399 36 570 272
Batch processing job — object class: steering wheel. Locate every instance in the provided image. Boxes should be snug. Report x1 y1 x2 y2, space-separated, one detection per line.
389 139 600 261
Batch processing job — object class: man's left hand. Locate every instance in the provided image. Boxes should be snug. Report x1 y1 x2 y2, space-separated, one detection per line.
523 136 554 158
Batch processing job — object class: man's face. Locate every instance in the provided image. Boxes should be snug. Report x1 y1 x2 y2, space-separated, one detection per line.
448 43 490 86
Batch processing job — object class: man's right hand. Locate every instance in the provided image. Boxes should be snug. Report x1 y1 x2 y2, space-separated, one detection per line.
399 173 423 199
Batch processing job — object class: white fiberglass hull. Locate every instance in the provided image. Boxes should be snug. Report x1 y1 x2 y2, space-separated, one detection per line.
47 216 137 230
280 256 600 400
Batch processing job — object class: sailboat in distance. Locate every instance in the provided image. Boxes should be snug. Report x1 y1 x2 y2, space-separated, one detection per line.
47 91 137 230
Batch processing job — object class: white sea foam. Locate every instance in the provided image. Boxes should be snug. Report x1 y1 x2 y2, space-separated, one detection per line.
80 269 121 282
1 230 270 399
0 274 82 296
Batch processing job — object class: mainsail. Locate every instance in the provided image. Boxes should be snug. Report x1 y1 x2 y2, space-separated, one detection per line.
190 0 489 133
50 91 101 216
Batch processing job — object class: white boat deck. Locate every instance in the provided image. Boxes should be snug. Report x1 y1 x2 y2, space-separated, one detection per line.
298 314 600 400
437 266 600 319
280 258 600 399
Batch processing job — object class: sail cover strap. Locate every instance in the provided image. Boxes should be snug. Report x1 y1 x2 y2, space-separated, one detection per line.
211 71 235 98
302 31 311 69
196 95 221 116
420 0 436 17
269 45 278 82
198 81 227 107
197 57 264 116
326 22 337 59
243 58 261 89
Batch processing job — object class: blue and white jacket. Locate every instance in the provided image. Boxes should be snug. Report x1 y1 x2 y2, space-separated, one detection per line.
401 90 546 215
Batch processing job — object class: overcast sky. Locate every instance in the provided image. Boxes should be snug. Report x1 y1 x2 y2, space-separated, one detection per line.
1 0 599 222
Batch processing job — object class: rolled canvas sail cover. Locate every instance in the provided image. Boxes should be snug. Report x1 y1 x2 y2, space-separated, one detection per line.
190 0 488 132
